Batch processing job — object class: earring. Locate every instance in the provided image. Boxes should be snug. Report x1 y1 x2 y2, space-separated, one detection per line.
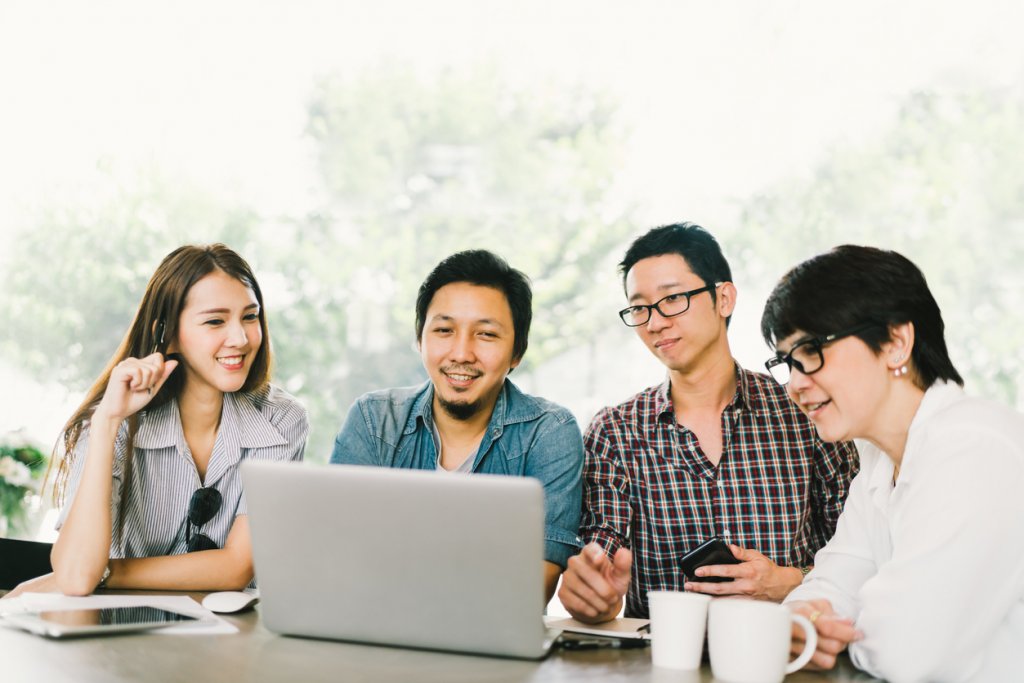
893 365 908 377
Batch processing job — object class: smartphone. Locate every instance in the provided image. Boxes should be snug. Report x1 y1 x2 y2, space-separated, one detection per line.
679 536 740 583
0 606 201 639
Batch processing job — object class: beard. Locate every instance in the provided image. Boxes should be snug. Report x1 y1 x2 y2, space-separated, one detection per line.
437 394 485 421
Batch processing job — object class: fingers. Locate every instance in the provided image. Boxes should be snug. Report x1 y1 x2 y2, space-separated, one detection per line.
153 357 179 393
608 547 633 593
729 543 756 561
683 578 754 596
114 354 175 394
788 600 860 672
791 624 837 670
815 614 862 646
559 573 613 621
98 354 180 420
558 544 625 622
695 562 750 580
5 572 57 599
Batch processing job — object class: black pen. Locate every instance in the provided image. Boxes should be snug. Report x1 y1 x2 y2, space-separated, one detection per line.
560 637 649 650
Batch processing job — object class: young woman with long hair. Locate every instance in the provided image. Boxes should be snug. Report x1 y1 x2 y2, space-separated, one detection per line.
8 244 307 596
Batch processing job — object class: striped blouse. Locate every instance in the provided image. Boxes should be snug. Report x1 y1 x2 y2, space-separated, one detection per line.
56 385 308 559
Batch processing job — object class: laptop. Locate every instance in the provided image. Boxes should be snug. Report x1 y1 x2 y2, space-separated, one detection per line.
242 461 559 659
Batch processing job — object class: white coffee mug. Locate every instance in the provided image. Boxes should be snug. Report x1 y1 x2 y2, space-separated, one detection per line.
648 590 711 670
707 599 817 683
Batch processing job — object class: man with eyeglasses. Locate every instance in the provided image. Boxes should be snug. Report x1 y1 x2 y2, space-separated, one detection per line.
557 223 859 623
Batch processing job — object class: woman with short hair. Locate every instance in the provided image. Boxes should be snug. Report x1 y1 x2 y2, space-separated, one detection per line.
761 244 1023 682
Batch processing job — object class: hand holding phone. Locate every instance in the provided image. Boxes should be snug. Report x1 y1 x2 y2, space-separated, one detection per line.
679 537 740 583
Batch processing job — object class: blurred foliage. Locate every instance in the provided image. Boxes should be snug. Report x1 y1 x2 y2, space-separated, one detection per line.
0 64 636 463
0 170 258 387
263 64 636 460
6 70 1020 471
1 431 48 536
728 89 1024 407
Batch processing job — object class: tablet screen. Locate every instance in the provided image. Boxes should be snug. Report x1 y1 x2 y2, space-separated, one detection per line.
2 606 200 638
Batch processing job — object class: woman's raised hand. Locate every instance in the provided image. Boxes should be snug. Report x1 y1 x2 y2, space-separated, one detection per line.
94 353 179 422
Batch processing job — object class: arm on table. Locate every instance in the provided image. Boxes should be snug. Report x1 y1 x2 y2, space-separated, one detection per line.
51 355 178 596
104 515 254 591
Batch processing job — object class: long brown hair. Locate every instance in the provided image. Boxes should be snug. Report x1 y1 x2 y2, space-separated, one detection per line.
49 244 273 510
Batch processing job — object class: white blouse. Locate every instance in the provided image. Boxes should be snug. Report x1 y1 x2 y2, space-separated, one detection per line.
786 382 1024 683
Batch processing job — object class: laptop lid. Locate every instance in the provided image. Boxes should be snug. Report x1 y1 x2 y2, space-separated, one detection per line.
242 461 552 659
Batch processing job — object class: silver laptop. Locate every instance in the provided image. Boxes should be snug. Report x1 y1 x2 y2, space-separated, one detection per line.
242 461 559 659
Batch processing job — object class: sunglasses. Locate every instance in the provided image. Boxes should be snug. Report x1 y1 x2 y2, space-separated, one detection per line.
186 487 222 552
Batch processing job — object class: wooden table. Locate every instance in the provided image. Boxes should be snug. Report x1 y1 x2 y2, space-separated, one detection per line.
0 590 879 682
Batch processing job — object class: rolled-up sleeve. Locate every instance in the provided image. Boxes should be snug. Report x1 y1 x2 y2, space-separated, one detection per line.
525 412 584 568
54 423 129 533
810 437 859 549
579 407 632 556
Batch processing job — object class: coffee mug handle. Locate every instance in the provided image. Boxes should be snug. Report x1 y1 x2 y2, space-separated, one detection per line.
786 614 818 674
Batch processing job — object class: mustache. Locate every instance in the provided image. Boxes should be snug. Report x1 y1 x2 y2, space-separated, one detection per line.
441 365 482 377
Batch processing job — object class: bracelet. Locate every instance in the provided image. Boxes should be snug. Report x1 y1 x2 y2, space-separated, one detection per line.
98 564 112 588
800 566 812 577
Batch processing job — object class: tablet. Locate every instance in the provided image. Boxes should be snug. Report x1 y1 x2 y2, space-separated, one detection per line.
0 606 201 638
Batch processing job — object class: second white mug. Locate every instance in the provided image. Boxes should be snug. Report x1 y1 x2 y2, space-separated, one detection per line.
707 598 817 683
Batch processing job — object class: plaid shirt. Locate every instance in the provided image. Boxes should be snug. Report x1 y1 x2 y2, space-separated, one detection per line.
581 366 859 617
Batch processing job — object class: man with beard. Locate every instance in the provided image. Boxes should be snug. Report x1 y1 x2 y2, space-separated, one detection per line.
330 250 584 600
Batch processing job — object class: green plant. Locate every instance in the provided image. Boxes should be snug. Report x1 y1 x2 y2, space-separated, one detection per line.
0 432 48 537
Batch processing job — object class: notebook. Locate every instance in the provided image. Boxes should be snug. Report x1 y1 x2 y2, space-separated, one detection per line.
242 461 559 659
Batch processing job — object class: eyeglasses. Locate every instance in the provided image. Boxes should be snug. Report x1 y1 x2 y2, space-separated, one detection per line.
764 324 878 385
618 282 723 327
186 487 222 552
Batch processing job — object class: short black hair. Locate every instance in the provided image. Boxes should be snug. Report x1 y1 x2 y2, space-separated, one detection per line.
760 244 963 389
619 222 734 324
415 250 532 364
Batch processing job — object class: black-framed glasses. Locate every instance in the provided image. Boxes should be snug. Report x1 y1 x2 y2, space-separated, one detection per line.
186 487 222 552
764 323 879 385
618 282 723 327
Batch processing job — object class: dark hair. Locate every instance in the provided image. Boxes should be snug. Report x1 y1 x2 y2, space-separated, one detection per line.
619 222 734 324
415 250 532 364
760 244 963 390
51 243 272 507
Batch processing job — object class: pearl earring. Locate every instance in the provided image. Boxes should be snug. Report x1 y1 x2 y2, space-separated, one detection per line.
893 365 908 377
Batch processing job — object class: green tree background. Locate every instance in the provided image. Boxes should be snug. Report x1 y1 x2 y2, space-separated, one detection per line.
2 71 1022 470
727 89 1024 408
0 65 636 462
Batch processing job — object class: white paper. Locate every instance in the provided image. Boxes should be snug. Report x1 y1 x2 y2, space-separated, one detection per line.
1 593 238 635
544 615 651 640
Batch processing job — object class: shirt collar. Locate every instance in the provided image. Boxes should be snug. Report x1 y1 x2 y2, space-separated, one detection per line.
132 392 289 451
899 380 963 484
860 382 962 498
134 399 184 450
224 393 288 450
653 361 754 420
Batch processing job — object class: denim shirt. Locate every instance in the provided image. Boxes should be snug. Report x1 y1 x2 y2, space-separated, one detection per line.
330 379 584 567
